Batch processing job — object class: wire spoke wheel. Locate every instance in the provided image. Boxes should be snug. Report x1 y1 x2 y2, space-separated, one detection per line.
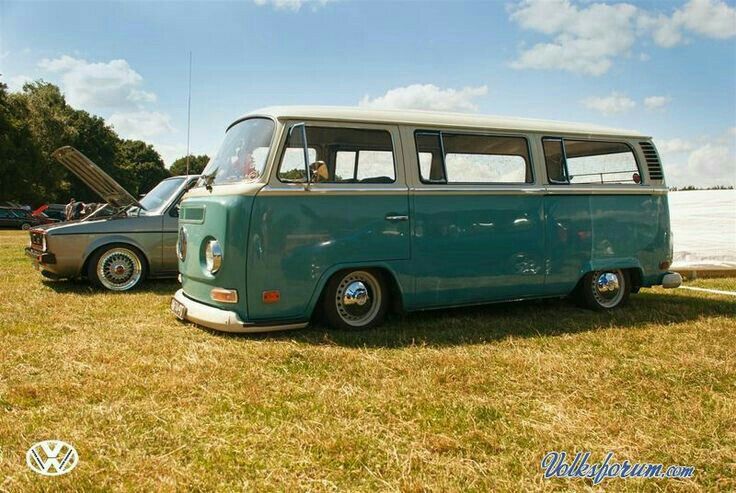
591 269 625 308
96 248 142 291
333 270 383 328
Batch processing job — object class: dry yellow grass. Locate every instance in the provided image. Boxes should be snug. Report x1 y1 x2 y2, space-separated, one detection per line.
0 230 734 492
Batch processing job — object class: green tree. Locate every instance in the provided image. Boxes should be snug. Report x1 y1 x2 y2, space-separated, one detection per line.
1 80 176 206
170 154 210 176
0 82 44 204
12 81 129 203
116 139 170 194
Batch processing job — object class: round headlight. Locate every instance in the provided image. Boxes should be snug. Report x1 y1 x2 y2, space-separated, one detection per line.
205 239 222 274
177 227 187 261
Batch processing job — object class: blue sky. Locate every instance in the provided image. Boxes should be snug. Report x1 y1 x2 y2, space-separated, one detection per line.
1 0 734 186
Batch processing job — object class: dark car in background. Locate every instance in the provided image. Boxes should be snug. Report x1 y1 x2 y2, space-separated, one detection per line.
0 207 45 230
36 204 67 222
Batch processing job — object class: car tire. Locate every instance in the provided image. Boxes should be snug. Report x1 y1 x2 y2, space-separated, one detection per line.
21 223 31 230
323 269 388 330
578 269 630 310
87 244 147 291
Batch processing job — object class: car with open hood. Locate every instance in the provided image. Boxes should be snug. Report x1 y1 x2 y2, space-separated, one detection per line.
25 146 199 291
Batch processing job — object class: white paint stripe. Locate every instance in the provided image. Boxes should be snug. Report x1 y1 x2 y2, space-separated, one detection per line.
679 286 736 297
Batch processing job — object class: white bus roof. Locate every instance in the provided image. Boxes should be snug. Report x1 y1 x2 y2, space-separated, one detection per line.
241 106 648 139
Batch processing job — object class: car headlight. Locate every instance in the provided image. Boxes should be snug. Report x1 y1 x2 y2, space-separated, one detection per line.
177 227 187 261
204 239 222 274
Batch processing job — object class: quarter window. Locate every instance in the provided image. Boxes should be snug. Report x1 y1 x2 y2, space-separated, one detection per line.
278 126 396 183
415 131 533 184
543 138 641 185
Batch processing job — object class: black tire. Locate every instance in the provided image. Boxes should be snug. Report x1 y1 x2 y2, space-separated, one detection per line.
21 223 31 230
323 269 388 330
578 269 630 310
87 244 147 291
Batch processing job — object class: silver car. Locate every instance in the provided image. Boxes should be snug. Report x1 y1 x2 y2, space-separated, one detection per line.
25 146 198 291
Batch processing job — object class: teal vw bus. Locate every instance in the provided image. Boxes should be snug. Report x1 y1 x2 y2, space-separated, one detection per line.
171 106 681 332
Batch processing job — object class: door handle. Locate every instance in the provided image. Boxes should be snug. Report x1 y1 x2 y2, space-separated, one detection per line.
385 214 409 222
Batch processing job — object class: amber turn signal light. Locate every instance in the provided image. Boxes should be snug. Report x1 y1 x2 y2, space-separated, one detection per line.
210 288 238 303
262 290 280 304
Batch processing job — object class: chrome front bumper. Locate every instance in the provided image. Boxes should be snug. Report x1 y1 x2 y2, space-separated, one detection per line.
172 289 308 333
662 272 683 289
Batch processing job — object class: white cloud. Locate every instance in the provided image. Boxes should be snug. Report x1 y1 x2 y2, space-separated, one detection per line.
644 95 671 110
359 84 488 112
253 0 330 11
657 138 694 154
581 92 636 115
5 74 33 92
675 0 736 39
657 129 736 187
510 0 639 76
686 143 734 180
647 15 684 48
155 143 188 167
510 0 736 75
38 55 156 111
108 111 174 141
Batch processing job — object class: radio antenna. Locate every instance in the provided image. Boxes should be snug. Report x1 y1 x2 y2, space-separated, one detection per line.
186 51 192 175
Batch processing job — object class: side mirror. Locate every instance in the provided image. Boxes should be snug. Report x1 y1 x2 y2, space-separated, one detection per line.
170 205 180 218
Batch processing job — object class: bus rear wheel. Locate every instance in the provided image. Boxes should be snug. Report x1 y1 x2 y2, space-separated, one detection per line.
579 269 630 310
324 269 388 330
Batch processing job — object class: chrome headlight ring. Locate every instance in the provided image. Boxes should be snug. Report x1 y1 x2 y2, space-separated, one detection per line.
204 239 222 274
177 227 187 261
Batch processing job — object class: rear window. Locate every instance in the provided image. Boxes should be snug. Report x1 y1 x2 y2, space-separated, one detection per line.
415 131 533 184
543 138 641 185
278 126 395 184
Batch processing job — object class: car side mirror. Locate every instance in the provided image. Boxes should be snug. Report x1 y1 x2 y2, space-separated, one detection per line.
170 205 180 218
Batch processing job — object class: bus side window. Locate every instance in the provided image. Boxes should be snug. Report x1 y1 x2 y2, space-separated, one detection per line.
543 139 566 184
543 138 641 185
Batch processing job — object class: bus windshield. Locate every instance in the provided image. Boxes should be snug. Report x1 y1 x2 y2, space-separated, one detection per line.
198 117 275 187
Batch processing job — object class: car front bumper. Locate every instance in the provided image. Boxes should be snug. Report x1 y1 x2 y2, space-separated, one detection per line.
172 289 308 333
24 247 56 265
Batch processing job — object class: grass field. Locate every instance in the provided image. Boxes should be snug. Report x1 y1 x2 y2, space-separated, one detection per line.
0 230 734 492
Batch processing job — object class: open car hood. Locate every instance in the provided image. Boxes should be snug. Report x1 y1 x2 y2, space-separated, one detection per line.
52 146 144 210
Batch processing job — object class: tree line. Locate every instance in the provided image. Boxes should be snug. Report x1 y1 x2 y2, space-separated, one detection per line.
0 80 209 207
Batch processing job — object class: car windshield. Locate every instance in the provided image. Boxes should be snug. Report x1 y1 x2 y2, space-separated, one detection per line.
197 117 275 187
128 177 185 216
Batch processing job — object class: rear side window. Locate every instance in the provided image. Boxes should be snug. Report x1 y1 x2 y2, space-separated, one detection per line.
278 126 395 183
543 138 641 185
415 131 533 184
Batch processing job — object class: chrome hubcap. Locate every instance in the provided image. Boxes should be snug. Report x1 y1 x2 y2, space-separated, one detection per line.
97 248 142 291
343 281 369 307
335 271 381 327
592 270 624 308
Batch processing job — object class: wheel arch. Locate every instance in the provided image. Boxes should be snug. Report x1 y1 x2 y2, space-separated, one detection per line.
306 262 407 319
80 237 151 279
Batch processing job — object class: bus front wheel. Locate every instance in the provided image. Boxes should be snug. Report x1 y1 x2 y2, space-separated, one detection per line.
323 269 388 330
